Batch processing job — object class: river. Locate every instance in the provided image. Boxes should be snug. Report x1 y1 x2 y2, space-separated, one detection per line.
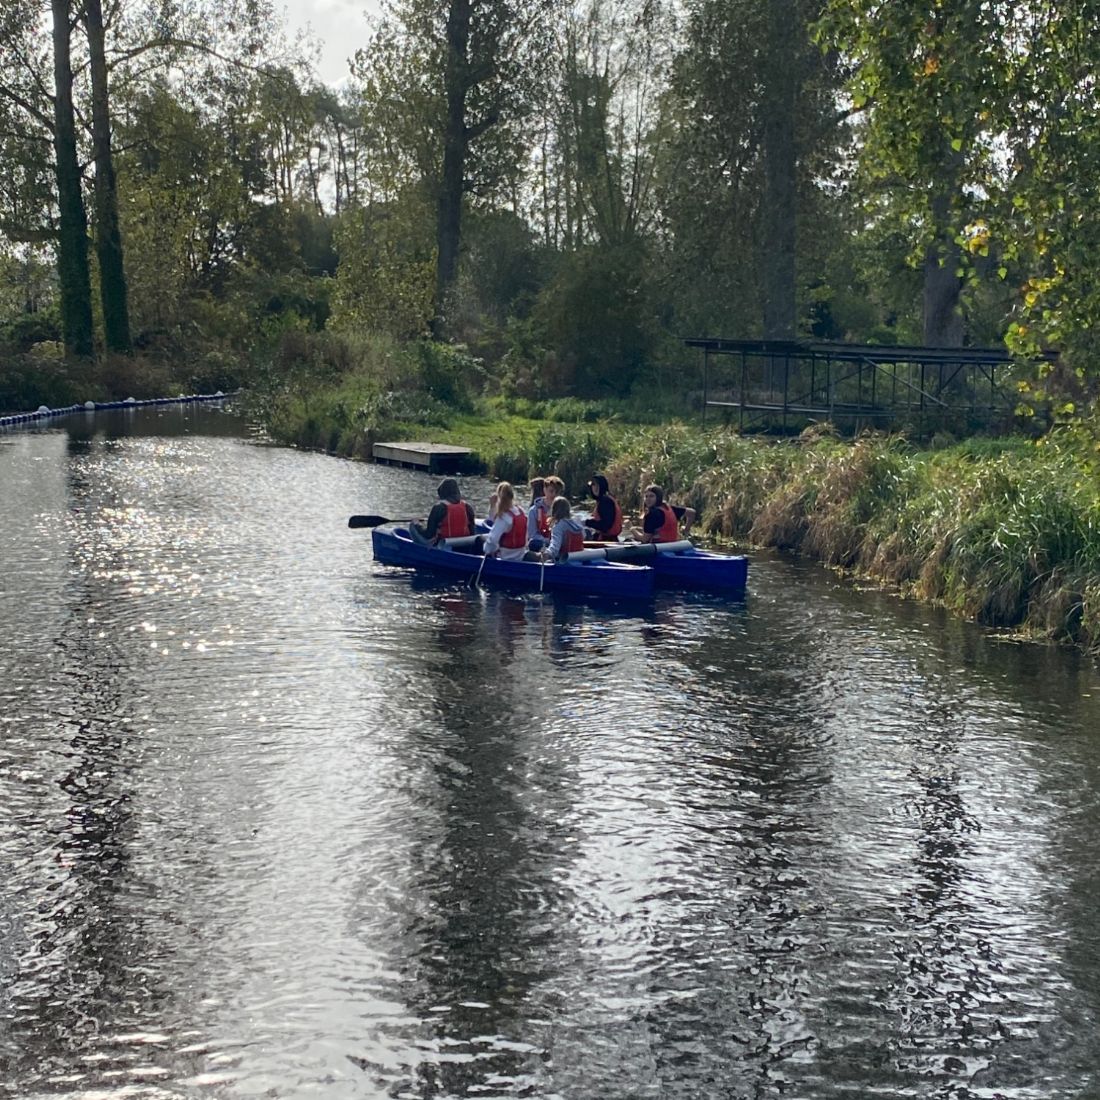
2 404 1099 1100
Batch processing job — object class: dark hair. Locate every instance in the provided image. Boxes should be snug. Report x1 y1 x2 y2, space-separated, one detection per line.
437 477 460 500
645 484 664 505
529 477 545 498
589 474 609 496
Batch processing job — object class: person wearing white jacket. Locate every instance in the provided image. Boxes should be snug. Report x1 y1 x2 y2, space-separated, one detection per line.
482 481 530 561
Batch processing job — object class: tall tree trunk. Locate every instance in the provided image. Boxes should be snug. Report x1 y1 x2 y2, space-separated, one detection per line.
760 0 798 341
432 0 471 342
84 0 131 353
51 0 95 358
923 188 963 346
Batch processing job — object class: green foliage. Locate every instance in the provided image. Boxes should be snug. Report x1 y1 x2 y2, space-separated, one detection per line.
247 328 423 450
454 210 542 330
528 423 615 494
0 347 195 413
330 197 435 340
535 242 658 397
0 353 85 412
484 449 529 483
1 308 60 351
415 342 483 410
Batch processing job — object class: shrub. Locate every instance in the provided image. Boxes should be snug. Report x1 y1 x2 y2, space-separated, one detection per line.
529 424 614 496
416 342 483 410
0 353 86 412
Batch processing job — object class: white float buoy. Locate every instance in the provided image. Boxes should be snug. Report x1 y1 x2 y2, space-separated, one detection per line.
37 405 50 414
125 396 136 403
84 400 95 410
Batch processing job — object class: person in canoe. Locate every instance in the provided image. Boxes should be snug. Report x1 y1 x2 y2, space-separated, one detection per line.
410 477 477 546
482 481 529 561
527 476 546 521
633 484 696 543
542 496 586 562
528 475 565 547
584 474 623 542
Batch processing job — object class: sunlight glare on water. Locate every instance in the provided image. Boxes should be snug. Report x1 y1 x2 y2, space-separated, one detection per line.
2 405 1100 1099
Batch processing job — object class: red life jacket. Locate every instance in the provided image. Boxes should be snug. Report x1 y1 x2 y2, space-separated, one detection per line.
500 506 528 549
439 500 471 538
534 498 551 537
563 528 584 554
593 494 623 538
605 496 623 539
653 503 679 543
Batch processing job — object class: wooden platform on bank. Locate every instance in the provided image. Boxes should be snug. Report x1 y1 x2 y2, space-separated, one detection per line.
373 441 471 474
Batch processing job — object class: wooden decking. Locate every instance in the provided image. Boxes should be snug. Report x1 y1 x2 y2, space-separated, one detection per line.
373 441 471 474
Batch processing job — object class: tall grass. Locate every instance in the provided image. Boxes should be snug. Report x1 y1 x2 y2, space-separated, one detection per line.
607 424 1100 651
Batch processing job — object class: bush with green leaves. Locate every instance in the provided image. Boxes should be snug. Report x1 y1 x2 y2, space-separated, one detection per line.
416 342 483 410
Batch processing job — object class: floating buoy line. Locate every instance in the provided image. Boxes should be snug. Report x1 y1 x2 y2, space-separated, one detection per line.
0 392 236 430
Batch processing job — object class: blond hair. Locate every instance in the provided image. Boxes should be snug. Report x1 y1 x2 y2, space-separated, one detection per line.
493 481 515 518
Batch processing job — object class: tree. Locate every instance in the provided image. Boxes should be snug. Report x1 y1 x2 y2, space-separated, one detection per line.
996 5 1100 378
51 0 95 357
552 0 673 250
660 0 843 341
760 0 797 340
83 0 131 352
817 0 1015 347
353 0 554 341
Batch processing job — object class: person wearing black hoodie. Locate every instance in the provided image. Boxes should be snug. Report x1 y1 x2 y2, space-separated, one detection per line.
410 477 476 545
584 474 624 541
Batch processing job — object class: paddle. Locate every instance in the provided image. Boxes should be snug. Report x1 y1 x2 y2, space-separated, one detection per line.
348 514 419 529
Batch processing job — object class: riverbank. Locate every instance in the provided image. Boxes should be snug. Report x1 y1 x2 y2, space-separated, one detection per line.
269 394 1100 652
605 425 1100 652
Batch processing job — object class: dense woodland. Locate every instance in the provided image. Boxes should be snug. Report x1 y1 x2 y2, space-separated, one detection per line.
2 0 1100 435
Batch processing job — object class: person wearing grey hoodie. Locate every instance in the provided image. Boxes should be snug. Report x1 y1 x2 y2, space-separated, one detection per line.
542 496 587 561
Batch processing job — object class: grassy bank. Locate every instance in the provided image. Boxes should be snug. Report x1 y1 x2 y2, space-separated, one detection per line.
605 425 1100 650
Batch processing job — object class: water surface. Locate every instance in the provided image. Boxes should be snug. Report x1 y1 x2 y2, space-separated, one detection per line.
2 406 1099 1099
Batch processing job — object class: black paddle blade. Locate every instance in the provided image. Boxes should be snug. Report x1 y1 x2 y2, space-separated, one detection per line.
348 514 391 528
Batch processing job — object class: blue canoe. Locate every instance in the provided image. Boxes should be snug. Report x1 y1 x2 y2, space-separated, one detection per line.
371 527 654 599
570 540 749 593
472 520 748 594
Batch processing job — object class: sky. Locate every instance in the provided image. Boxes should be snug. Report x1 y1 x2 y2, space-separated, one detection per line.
281 0 381 86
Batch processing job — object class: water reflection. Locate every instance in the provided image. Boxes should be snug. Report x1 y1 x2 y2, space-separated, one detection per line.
352 590 565 1095
3 411 1100 1099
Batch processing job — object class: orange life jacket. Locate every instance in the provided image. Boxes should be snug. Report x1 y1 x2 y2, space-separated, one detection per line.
534 498 551 537
653 503 679 543
500 506 528 549
440 500 471 538
594 494 623 538
563 528 584 554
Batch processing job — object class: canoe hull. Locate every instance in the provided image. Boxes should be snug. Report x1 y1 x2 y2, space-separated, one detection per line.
371 528 654 599
583 542 749 593
652 548 748 592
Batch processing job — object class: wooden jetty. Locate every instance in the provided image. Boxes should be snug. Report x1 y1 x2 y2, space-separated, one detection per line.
373 441 471 474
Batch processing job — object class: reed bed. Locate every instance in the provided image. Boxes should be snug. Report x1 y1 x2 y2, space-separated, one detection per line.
605 427 1100 652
